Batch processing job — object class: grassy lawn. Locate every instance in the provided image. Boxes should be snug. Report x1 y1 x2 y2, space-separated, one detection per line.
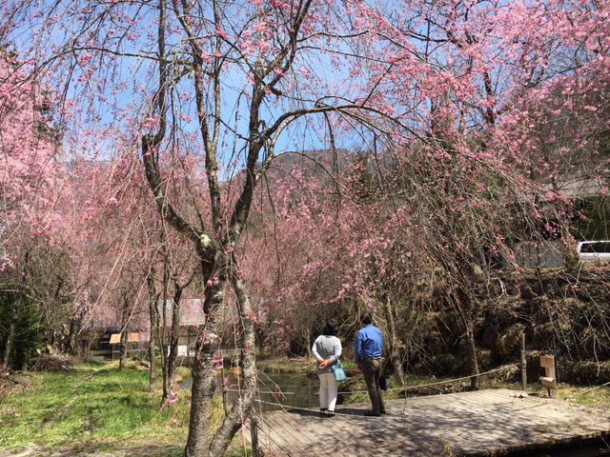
0 360 194 456
533 382 610 408
352 371 610 410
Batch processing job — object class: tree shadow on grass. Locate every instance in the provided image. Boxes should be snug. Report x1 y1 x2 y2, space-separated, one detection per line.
54 443 184 457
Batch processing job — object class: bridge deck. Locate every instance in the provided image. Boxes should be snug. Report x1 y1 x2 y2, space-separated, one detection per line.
246 389 610 456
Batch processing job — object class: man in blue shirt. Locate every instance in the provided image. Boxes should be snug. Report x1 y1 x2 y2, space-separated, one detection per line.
355 312 385 416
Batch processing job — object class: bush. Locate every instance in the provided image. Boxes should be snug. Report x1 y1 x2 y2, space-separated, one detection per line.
0 292 46 370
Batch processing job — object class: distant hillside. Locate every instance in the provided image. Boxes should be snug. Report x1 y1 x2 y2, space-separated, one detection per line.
266 148 352 180
262 147 398 191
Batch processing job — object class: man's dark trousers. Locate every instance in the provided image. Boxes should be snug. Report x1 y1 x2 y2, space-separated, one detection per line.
362 357 385 415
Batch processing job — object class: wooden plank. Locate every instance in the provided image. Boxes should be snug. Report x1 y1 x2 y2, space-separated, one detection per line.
540 355 554 368
108 333 140 344
248 389 610 457
539 355 557 395
264 412 311 451
255 414 298 454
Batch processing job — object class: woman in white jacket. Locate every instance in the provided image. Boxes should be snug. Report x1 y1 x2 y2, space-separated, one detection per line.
312 321 342 416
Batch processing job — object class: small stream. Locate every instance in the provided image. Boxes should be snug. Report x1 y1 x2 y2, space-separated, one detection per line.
253 372 320 410
181 371 321 411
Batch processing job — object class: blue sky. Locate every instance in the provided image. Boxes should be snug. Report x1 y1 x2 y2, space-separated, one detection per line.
4 0 384 179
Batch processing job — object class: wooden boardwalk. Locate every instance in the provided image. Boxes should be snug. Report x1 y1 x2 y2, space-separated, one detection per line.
246 389 610 456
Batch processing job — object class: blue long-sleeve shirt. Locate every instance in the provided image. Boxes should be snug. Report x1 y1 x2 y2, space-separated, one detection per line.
355 324 383 363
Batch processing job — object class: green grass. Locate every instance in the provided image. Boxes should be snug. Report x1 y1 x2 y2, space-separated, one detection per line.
347 372 610 409
528 382 610 408
0 360 187 455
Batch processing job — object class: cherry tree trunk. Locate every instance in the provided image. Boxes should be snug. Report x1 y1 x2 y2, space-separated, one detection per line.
148 303 158 391
304 327 312 358
208 274 258 457
119 301 130 371
163 286 182 403
467 324 480 390
146 273 158 391
184 275 224 457
382 297 406 386
184 252 258 457
148 324 157 391
65 318 81 356
1 319 15 370
185 344 219 457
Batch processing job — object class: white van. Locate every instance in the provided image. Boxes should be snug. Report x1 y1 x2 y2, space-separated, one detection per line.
577 241 610 263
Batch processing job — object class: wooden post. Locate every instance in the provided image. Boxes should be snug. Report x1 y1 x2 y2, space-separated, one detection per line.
520 333 527 391
539 355 557 397
250 415 261 457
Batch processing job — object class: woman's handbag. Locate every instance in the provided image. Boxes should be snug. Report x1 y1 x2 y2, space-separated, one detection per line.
379 374 388 391
331 360 347 381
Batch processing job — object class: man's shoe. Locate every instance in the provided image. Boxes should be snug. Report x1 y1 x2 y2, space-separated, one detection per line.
364 411 381 417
